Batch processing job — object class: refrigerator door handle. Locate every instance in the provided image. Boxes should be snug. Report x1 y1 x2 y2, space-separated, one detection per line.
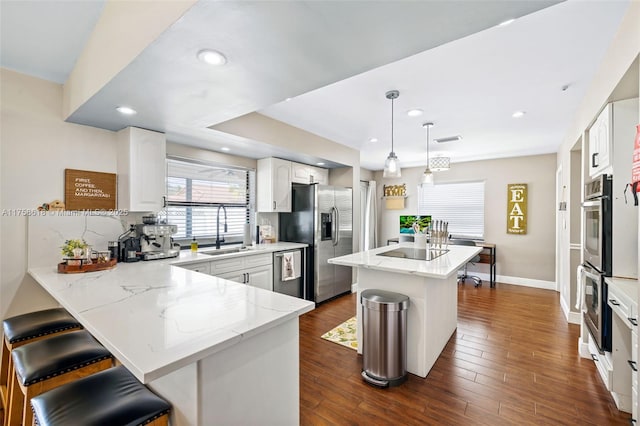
331 206 339 246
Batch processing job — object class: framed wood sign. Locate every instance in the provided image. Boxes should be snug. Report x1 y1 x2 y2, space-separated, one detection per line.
507 183 527 235
65 169 116 210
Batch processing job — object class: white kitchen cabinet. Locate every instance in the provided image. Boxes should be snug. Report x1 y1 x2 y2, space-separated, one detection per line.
218 265 273 291
588 103 612 178
588 333 612 390
117 127 166 212
257 158 291 212
210 253 273 291
180 261 211 274
291 162 328 185
606 277 638 414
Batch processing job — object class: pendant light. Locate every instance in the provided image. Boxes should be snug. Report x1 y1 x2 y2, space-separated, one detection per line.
383 90 401 178
430 156 451 171
421 122 434 186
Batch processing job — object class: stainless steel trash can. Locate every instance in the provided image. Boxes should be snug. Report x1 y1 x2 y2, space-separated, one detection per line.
360 289 410 387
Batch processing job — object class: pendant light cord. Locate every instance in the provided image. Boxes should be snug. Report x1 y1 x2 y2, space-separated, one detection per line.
391 97 394 153
426 123 429 164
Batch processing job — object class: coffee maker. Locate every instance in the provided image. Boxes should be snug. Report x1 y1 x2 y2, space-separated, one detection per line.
118 226 142 262
135 224 180 260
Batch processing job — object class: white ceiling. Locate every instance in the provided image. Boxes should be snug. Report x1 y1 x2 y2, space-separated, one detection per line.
0 0 632 170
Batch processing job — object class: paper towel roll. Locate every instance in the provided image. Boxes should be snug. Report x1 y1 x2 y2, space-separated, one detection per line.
243 223 252 247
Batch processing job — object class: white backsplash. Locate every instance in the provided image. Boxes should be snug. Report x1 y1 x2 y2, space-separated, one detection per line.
28 213 130 268
256 212 279 242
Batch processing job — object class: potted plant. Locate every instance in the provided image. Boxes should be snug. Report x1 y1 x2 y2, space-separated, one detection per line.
61 239 87 265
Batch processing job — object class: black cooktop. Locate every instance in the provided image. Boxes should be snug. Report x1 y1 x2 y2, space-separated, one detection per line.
377 247 449 261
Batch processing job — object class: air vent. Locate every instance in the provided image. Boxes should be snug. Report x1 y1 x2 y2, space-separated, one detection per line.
434 135 462 143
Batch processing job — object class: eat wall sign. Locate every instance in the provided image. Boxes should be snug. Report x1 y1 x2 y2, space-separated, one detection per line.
64 169 116 210
507 183 527 235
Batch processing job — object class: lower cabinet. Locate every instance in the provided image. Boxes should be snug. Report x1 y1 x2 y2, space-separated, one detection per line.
606 278 638 416
179 261 211 274
218 265 272 291
211 253 273 291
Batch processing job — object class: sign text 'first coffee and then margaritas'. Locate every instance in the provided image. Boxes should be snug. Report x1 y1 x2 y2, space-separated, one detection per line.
64 169 116 210
507 183 527 235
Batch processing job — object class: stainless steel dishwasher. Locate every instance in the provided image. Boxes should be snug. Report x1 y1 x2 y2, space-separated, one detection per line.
273 248 305 299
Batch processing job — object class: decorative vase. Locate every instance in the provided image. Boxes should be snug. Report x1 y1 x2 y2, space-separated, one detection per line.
68 247 84 266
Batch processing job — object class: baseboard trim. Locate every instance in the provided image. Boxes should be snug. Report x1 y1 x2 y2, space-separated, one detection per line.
560 295 582 324
578 338 591 359
473 272 556 290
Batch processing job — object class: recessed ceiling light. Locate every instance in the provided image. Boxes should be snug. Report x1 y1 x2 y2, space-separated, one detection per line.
316 162 325 166
369 137 378 143
221 147 230 152
116 106 137 115
512 111 526 118
498 18 515 27
197 49 227 66
407 109 423 117
285 97 292 102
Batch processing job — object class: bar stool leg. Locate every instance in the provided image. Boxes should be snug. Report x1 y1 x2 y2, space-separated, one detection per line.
6 372 23 426
0 338 11 411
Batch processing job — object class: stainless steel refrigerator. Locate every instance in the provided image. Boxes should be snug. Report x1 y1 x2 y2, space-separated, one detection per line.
279 183 353 303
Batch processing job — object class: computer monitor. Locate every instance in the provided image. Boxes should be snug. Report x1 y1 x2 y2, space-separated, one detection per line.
399 215 431 234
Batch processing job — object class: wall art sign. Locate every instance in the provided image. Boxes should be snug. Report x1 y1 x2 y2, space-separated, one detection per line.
507 183 527 235
64 169 116 210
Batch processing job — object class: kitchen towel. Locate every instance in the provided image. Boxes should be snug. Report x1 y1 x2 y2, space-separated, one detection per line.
575 264 585 310
282 252 295 281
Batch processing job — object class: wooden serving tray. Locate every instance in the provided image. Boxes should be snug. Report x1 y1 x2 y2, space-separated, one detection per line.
58 258 117 274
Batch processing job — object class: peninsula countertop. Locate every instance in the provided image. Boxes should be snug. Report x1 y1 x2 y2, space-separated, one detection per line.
328 242 482 278
28 243 314 384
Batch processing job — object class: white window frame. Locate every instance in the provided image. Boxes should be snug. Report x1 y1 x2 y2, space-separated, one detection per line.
164 158 254 247
417 180 485 240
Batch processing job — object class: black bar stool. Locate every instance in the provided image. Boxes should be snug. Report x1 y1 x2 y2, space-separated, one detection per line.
1 308 82 410
7 330 113 426
31 365 171 426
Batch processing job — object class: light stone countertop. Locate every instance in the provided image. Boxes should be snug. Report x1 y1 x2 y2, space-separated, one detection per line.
28 242 314 384
174 242 308 266
328 242 482 279
605 276 638 312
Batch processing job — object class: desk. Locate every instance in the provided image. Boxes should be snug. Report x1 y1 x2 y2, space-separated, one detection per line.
476 243 496 287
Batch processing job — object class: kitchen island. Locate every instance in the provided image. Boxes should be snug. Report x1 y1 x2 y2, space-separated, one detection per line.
28 248 314 426
328 243 482 378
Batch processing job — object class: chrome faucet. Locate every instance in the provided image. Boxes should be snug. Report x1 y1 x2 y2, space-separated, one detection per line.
216 205 227 249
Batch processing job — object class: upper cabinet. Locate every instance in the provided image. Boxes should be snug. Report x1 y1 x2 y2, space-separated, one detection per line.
291 162 328 185
588 104 612 178
117 127 166 212
257 157 292 212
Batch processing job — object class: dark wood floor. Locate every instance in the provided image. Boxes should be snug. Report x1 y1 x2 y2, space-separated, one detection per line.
299 282 632 425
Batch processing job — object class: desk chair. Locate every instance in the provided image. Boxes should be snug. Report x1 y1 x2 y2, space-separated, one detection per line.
451 239 482 287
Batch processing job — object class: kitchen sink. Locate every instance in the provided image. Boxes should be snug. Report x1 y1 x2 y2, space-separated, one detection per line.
200 247 250 256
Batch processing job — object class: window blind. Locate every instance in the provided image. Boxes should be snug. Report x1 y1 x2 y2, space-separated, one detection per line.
417 181 485 239
165 159 251 243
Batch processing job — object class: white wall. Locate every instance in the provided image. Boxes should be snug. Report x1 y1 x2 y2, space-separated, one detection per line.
376 154 557 286
1 69 118 318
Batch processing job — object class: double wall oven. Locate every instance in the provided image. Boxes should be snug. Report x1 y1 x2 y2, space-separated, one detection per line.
582 174 613 352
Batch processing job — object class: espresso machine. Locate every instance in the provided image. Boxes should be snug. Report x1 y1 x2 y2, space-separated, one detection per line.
135 224 180 260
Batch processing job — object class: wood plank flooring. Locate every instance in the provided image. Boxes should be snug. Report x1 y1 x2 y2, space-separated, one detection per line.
299 283 632 425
